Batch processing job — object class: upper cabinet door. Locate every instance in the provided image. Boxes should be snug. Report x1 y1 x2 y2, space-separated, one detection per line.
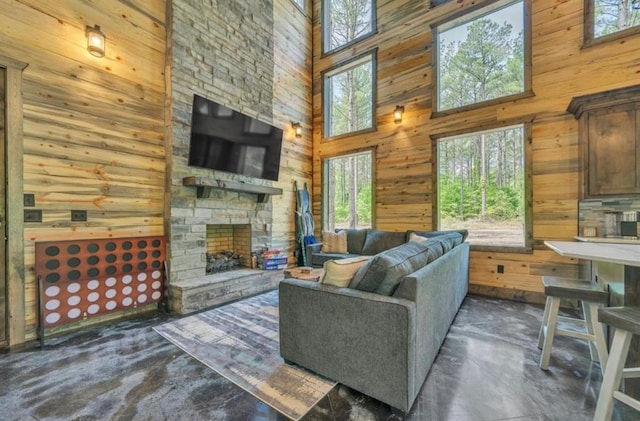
587 104 638 196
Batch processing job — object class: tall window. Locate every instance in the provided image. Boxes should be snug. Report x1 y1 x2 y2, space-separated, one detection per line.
436 124 531 251
323 52 375 138
323 151 373 231
323 0 376 53
435 0 528 113
292 0 304 11
587 0 640 42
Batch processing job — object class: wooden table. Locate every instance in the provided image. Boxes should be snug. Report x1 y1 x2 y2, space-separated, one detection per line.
545 240 640 394
283 267 324 282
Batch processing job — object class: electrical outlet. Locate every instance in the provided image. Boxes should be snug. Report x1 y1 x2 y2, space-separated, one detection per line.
24 193 35 207
71 210 87 222
24 209 42 222
497 264 504 274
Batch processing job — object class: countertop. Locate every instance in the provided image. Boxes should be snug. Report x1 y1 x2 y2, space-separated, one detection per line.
544 240 640 267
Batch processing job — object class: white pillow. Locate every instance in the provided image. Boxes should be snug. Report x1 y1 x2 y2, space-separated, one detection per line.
408 232 428 243
321 230 348 253
321 256 371 287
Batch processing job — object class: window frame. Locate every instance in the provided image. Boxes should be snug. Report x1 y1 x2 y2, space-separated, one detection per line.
291 0 305 14
431 0 533 117
583 0 640 47
321 148 376 232
431 121 533 254
321 49 377 141
321 0 378 55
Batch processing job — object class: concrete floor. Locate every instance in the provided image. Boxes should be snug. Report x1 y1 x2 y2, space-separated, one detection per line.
1 294 637 420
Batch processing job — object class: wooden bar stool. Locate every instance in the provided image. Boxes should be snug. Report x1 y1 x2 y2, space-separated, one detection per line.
594 307 640 420
537 276 609 371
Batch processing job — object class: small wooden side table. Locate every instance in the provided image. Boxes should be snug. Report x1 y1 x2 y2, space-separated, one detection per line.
283 267 324 282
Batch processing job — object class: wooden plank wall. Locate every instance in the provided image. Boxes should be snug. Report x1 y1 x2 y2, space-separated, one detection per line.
311 0 640 300
0 0 167 344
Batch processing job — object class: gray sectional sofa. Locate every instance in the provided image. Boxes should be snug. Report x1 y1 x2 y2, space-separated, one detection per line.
305 228 467 267
279 231 470 413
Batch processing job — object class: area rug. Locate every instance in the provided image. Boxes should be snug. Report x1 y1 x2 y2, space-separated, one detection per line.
153 290 336 420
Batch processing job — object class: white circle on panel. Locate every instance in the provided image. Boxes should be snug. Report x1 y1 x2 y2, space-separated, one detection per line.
105 300 117 310
137 284 147 293
67 308 81 319
45 286 60 297
151 291 162 300
67 296 81 306
45 313 61 324
151 281 161 290
45 299 60 311
122 297 133 307
67 283 81 294
122 274 133 284
106 289 117 299
105 277 117 287
137 273 147 282
152 270 161 279
87 292 100 303
87 280 100 290
87 304 100 315
137 294 147 303
122 286 133 295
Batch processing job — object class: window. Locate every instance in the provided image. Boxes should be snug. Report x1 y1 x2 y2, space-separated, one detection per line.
323 151 373 231
292 0 304 11
436 124 531 251
323 0 376 53
586 0 640 42
323 52 375 138
434 0 529 113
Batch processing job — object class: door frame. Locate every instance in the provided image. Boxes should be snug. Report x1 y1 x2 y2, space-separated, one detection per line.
2 55 27 347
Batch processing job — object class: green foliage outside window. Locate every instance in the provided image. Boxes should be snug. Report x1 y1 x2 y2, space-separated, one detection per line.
593 0 640 38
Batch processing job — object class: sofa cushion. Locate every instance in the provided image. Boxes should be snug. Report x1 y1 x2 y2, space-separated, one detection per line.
361 230 406 255
321 256 371 287
321 230 348 253
339 229 369 254
350 232 464 296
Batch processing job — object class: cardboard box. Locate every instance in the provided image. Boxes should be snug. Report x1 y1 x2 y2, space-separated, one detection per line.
264 257 288 270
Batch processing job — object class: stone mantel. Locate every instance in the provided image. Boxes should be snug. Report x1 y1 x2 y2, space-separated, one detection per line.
182 176 283 203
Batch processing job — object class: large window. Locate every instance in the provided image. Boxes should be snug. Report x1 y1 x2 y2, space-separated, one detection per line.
436 124 531 251
434 0 529 113
323 151 373 231
323 52 375 138
587 0 640 42
323 0 376 53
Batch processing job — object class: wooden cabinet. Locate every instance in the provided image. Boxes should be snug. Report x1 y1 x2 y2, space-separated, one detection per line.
568 85 640 198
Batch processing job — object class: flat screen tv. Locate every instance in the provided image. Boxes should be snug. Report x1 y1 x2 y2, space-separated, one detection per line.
188 94 283 181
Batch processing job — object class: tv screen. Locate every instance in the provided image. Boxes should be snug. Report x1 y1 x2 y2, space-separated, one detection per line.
188 94 283 181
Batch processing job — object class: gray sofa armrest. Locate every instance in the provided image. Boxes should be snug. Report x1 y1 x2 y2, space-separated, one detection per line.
279 280 417 412
305 242 323 262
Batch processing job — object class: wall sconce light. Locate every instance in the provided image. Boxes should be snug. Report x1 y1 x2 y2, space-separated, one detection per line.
291 122 302 138
86 24 106 57
393 105 405 124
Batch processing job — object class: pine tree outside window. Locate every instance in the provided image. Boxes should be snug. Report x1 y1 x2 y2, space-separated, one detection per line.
322 0 376 54
586 0 640 43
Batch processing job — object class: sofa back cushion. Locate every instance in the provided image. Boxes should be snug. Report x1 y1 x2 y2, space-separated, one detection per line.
350 232 464 296
337 229 369 254
361 230 406 255
407 229 469 242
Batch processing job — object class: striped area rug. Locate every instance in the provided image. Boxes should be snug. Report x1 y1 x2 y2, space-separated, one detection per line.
153 289 336 420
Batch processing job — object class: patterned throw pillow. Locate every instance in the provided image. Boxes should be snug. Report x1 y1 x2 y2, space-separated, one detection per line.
321 230 348 253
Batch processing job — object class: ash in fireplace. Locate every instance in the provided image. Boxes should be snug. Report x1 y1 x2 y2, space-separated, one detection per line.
206 250 242 274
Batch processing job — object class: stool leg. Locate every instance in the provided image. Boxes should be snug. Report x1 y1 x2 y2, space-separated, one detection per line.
540 296 560 370
538 296 553 350
586 303 608 372
594 328 632 421
584 302 598 362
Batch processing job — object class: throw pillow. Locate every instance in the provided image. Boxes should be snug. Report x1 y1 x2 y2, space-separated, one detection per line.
321 256 371 287
408 232 428 243
321 230 348 254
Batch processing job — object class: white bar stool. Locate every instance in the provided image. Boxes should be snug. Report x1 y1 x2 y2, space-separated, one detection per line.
538 276 609 371
593 306 640 420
